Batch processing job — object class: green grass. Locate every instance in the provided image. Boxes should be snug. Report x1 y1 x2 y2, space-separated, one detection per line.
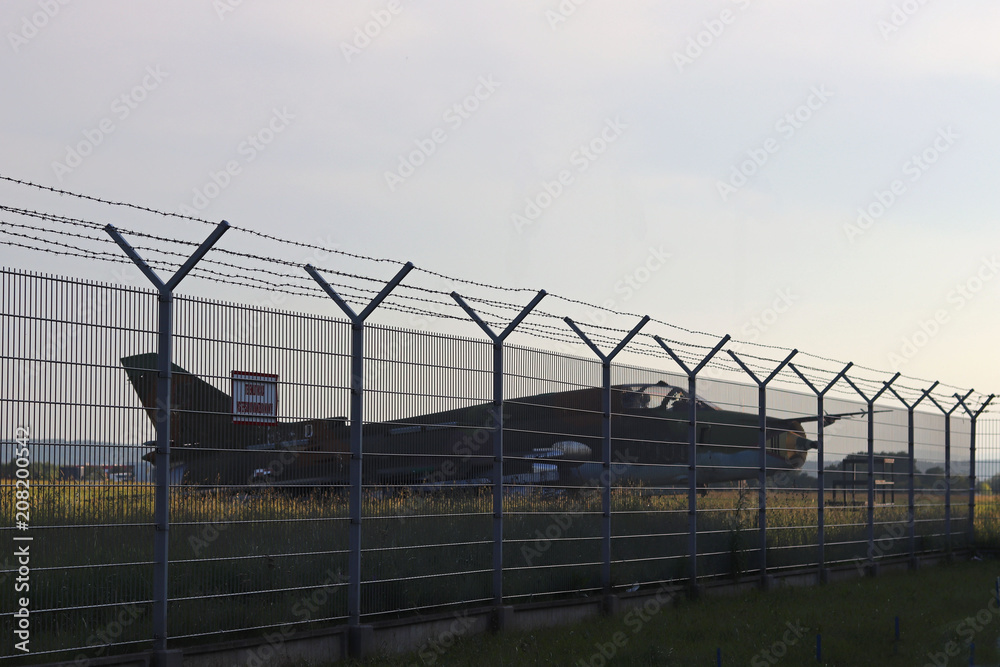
349 559 1000 667
3 481 998 661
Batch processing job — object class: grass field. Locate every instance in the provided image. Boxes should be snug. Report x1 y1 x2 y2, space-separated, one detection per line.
2 481 998 661
346 559 1000 667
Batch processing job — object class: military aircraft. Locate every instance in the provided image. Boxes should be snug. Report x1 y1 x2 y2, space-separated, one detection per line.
121 353 865 489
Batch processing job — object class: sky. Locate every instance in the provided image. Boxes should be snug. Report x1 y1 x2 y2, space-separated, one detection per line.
1 0 999 406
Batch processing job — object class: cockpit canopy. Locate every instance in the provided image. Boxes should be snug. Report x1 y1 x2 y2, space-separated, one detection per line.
620 380 719 412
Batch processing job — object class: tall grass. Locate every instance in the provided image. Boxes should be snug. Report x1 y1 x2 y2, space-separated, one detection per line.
0 480 973 661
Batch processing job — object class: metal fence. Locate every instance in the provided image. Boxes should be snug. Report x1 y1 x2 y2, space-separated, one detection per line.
1 264 996 663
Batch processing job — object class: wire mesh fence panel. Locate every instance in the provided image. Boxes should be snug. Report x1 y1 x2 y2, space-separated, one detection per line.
360 324 493 617
163 295 352 641
865 404 913 565
694 376 762 580
0 265 990 661
913 411 949 555
608 364 689 590
820 394 876 568
760 384 823 576
978 418 1000 549
502 343 603 602
0 270 157 661
950 418 972 550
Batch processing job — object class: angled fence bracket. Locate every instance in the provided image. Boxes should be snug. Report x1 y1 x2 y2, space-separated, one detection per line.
306 261 414 629
565 315 650 596
843 372 899 574
654 334 730 591
452 289 547 607
955 392 993 548
727 348 797 588
789 361 852 582
105 220 230 654
925 388 972 558
885 381 938 569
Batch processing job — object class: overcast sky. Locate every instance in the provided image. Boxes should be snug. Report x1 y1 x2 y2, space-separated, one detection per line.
2 1 998 403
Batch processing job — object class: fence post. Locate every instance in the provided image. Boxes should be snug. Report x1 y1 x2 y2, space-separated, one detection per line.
305 261 413 653
842 372 899 575
885 382 938 569
653 334 730 593
727 349 796 590
451 290 546 616
564 315 650 601
955 393 994 550
105 220 230 660
926 390 971 559
788 362 853 583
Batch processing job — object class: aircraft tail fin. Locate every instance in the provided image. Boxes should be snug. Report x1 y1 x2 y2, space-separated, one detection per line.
121 353 234 446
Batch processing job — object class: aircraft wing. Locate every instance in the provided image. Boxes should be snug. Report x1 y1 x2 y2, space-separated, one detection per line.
520 441 593 470
790 409 888 426
525 441 592 459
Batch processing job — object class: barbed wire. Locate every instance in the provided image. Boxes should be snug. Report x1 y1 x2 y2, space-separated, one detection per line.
0 176 992 410
0 232 988 409
1 235 988 410
0 174 216 226
0 202 556 318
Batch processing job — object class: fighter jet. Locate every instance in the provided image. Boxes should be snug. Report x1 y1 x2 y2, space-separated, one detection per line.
121 354 864 489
